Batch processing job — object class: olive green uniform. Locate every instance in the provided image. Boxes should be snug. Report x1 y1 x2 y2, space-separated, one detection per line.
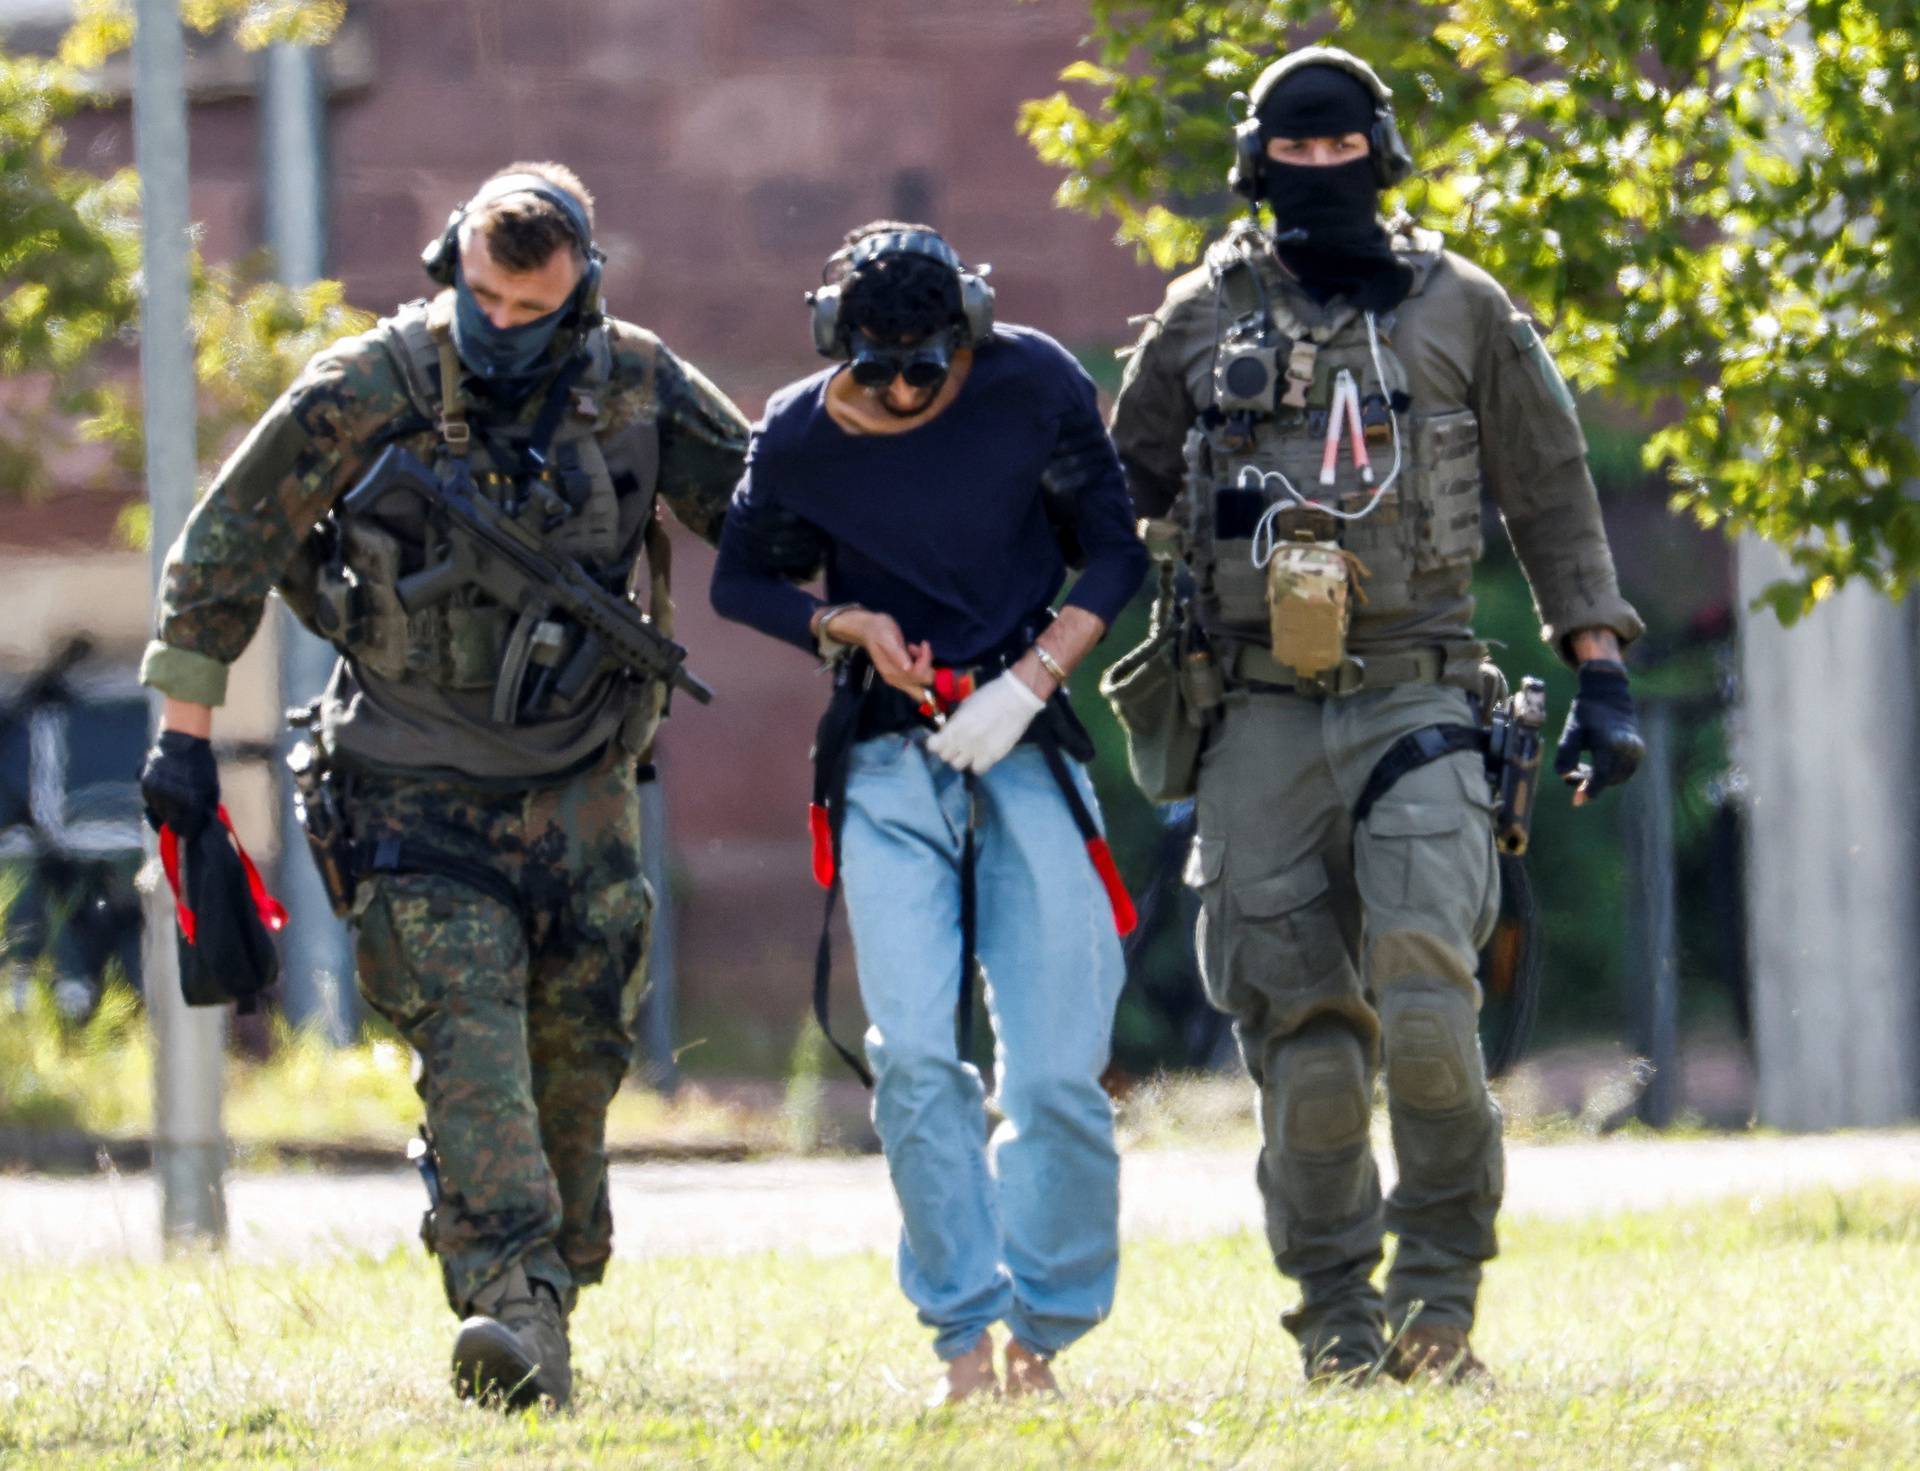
142 292 748 1314
1110 225 1641 1366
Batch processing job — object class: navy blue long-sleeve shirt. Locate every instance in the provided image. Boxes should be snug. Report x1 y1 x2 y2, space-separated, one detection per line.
709 325 1148 665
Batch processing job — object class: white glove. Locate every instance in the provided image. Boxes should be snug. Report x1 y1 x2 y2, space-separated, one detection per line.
925 670 1047 774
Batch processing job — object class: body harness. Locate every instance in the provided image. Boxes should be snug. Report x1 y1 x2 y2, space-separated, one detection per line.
804 631 1138 1086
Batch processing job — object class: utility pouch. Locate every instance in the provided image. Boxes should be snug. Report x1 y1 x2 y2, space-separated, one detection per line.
287 729 357 916
1265 535 1364 679
1100 567 1206 803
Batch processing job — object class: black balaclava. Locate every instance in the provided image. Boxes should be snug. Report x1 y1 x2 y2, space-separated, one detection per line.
1256 62 1412 313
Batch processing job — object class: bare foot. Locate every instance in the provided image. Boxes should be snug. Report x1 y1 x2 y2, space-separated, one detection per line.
1004 1339 1060 1399
929 1331 999 1407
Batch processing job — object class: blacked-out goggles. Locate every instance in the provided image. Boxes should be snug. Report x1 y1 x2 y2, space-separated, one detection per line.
847 328 958 390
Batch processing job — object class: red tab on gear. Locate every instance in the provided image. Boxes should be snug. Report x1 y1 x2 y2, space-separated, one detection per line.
808 802 835 888
158 824 198 946
218 806 288 933
1085 836 1138 936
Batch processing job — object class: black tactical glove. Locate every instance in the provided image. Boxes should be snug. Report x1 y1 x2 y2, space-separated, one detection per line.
139 730 221 840
1554 660 1645 801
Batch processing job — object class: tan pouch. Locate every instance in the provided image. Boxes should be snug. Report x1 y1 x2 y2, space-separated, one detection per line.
1266 537 1368 678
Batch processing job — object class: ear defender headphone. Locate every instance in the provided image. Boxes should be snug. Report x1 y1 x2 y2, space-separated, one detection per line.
1228 46 1415 200
419 172 606 319
806 229 995 360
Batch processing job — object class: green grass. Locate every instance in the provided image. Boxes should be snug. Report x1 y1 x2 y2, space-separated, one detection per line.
4 1187 1918 1468
0 985 782 1160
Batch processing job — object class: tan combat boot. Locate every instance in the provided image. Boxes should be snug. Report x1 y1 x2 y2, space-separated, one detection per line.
452 1265 572 1410
1003 1339 1061 1399
929 1331 999 1407
1383 1321 1492 1388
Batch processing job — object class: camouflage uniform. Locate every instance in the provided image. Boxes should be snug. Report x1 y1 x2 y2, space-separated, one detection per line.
142 291 748 1314
1110 226 1642 1368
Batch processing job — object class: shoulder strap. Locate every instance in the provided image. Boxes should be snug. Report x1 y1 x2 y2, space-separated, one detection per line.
642 512 674 638
435 334 472 458
373 295 470 457
1206 229 1267 323
1387 218 1448 299
1206 226 1323 342
591 323 664 482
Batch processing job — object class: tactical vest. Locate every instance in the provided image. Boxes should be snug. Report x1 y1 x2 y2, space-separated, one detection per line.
294 296 666 720
1180 223 1484 653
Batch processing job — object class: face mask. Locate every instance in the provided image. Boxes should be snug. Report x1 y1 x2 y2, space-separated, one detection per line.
451 269 571 381
1260 157 1383 251
1259 157 1411 312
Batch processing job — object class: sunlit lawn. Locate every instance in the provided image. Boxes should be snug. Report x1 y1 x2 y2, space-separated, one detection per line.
4 1187 1918 1468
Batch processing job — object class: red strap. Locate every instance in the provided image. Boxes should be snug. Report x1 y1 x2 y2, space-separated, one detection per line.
158 823 195 946
159 807 288 946
219 807 288 934
927 667 977 714
808 802 835 888
1085 837 1138 937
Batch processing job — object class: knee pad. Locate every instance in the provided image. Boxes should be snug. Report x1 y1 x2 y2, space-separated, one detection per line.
1272 1024 1371 1156
1378 983 1484 1114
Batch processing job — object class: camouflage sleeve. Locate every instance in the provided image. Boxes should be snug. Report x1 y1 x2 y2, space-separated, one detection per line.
1472 299 1645 662
1108 296 1200 520
140 333 407 706
651 345 751 548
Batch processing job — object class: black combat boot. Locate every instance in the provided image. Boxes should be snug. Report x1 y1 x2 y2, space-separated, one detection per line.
451 1264 572 1409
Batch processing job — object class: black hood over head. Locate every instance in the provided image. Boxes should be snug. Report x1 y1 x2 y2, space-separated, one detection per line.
1256 63 1412 314
1256 61 1377 142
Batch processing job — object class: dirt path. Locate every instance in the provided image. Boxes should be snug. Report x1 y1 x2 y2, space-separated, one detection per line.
4 1131 1916 1268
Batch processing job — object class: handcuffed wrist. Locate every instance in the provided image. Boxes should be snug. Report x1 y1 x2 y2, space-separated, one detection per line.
813 603 863 659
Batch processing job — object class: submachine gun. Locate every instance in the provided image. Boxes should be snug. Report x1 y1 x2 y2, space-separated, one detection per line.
341 445 714 720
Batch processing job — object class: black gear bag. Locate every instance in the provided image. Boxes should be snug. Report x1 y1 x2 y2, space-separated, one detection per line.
158 806 287 1012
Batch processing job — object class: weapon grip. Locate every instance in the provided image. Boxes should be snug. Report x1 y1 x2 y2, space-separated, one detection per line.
552 632 605 704
394 538 474 611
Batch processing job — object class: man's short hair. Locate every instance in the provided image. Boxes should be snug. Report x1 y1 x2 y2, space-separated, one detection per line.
837 219 962 342
469 162 596 273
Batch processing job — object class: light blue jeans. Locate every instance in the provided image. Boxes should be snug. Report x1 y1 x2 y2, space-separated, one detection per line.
840 732 1128 1361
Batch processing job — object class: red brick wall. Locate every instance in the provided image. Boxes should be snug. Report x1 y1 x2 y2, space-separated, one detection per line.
325 0 1162 401
56 0 1171 1063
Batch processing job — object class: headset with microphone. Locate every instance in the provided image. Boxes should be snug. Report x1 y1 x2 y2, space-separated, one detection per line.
806 228 995 361
419 172 606 322
1228 46 1415 200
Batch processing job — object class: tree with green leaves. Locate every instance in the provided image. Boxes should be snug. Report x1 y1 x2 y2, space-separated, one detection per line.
1 0 361 515
1019 2 1920 618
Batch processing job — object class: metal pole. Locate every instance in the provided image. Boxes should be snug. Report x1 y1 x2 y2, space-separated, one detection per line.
135 0 226 1244
637 778 679 1092
261 39 353 1041
1624 700 1680 1127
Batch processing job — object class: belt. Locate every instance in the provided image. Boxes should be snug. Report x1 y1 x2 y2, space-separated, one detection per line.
1223 640 1487 697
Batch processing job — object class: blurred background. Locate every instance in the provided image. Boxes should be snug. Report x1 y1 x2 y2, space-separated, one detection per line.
1 0 1909 1164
